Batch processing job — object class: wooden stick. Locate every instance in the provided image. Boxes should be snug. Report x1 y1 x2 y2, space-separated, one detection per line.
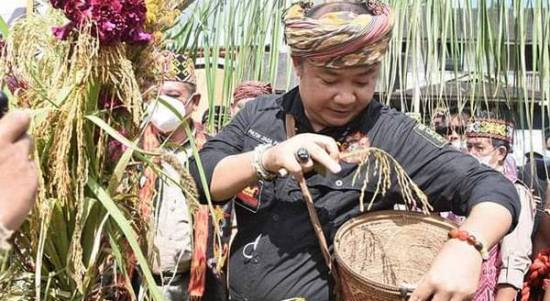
298 178 332 270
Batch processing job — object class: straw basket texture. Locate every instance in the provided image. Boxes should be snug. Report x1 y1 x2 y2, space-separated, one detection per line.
333 210 456 301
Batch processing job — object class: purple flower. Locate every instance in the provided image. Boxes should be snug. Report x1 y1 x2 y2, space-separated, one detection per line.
129 30 151 44
49 0 151 45
5 74 29 95
52 23 75 40
99 91 126 111
50 0 67 9
107 129 129 163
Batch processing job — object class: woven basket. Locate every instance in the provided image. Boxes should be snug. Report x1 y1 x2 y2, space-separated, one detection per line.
333 210 456 301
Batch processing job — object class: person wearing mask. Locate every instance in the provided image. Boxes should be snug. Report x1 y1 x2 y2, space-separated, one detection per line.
465 112 536 300
140 50 203 301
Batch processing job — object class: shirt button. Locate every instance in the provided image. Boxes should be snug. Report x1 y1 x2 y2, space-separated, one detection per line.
335 180 343 187
272 214 279 221
252 256 260 264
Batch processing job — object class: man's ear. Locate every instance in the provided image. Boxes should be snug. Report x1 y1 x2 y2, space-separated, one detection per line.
496 146 508 164
189 93 201 112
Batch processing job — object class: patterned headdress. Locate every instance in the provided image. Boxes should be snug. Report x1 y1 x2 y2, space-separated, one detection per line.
283 0 394 68
466 117 514 144
156 50 196 85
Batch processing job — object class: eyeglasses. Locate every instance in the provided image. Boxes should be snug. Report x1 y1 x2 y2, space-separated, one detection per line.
435 125 466 136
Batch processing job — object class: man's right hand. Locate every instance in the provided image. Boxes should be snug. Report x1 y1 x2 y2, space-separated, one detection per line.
262 133 342 180
209 133 342 201
0 111 38 231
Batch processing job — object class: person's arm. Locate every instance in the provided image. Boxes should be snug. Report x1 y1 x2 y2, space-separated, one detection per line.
495 285 520 301
495 185 535 300
410 202 513 300
208 151 256 201
370 113 520 300
189 101 341 202
189 102 252 203
209 133 341 201
0 111 38 240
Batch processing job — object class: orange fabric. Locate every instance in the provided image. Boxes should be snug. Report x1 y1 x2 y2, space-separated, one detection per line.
189 205 209 298
138 124 160 220
521 248 550 301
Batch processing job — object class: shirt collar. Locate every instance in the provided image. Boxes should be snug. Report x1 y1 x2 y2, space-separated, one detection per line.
280 86 383 141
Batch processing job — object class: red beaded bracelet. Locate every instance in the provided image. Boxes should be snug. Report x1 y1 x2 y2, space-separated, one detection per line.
448 229 489 261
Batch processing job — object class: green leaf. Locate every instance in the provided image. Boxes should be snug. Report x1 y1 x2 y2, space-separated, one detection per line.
85 115 160 156
87 178 163 301
108 147 135 194
107 228 136 297
0 15 8 38
54 86 74 107
81 212 109 296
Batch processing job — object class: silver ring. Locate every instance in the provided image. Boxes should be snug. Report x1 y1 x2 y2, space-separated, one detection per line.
295 147 310 164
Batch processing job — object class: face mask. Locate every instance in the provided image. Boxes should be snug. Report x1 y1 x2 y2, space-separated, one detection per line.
476 154 493 167
450 140 466 151
473 148 497 168
147 94 193 133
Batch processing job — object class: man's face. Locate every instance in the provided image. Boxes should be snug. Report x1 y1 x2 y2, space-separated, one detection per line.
159 80 200 117
446 115 466 142
466 137 504 169
293 59 380 131
434 114 467 143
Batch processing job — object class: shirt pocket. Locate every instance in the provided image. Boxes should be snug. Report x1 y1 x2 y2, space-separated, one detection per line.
282 174 362 239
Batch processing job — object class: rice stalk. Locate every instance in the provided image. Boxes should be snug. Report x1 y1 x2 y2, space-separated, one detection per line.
342 147 432 214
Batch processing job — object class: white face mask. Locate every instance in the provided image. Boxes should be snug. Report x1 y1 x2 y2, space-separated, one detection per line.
147 94 193 133
473 148 497 168
476 154 493 167
450 140 466 151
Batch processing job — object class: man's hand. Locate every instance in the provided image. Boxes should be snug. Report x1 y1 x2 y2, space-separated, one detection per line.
410 239 482 301
0 111 38 231
262 133 341 180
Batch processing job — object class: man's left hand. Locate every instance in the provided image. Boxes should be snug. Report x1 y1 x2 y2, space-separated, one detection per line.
410 239 482 301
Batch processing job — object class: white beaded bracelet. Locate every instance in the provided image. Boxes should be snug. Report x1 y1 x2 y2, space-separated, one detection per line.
252 144 277 181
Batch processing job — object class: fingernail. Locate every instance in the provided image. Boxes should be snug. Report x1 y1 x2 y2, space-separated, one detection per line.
332 164 341 174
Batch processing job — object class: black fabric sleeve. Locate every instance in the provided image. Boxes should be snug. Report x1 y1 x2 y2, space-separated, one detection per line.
374 111 520 230
189 103 251 204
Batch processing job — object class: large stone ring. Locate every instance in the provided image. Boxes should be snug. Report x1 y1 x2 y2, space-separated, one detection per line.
295 147 310 164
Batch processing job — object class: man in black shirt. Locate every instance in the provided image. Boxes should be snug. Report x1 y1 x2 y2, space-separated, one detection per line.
190 1 520 300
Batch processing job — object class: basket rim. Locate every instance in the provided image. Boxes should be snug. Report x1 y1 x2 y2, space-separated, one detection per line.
333 210 457 294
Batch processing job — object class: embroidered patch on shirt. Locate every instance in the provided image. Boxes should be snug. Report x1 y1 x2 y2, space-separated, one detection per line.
236 183 261 213
246 128 277 145
414 123 447 148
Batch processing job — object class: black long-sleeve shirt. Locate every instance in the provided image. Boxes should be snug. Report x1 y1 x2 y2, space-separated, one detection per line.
190 87 520 301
